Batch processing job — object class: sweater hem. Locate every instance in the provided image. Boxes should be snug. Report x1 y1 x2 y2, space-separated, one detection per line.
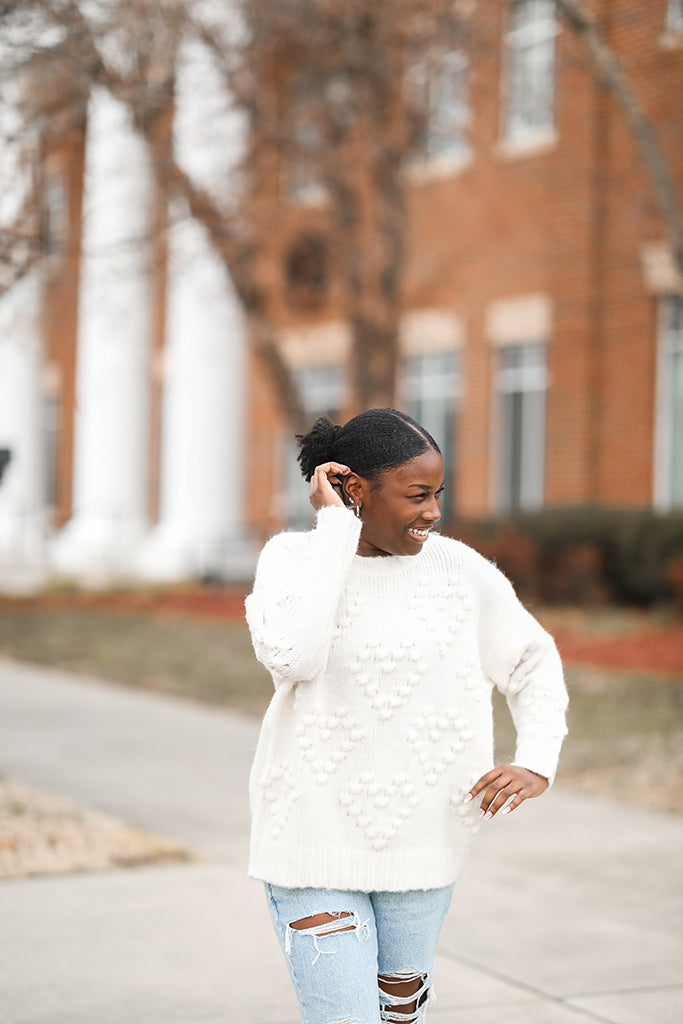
247 836 476 893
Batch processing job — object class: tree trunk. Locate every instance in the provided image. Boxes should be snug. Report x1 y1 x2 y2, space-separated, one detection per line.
349 316 398 411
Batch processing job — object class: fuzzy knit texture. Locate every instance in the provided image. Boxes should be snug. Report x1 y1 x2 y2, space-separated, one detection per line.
245 506 568 892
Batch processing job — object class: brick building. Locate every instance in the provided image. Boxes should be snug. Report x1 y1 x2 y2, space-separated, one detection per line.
247 0 683 543
0 0 681 585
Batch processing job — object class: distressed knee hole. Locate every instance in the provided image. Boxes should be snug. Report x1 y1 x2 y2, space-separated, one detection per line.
285 910 371 965
290 911 355 934
378 970 431 1022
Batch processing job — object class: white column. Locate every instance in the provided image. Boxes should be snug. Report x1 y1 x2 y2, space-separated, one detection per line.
51 86 153 581
138 215 253 580
0 274 47 590
138 35 255 582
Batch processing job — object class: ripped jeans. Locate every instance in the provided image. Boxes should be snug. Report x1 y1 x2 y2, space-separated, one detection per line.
265 883 454 1024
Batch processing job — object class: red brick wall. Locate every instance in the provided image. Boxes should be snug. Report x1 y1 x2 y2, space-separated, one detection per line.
246 0 683 533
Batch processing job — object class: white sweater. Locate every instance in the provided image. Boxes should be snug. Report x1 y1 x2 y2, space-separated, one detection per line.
246 506 567 892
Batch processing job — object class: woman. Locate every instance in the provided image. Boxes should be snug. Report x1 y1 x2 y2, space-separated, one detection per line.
245 408 567 1024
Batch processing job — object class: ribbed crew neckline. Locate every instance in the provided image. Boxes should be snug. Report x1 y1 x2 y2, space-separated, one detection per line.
350 541 428 576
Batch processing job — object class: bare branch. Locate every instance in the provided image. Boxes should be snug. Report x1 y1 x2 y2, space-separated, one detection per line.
557 0 683 279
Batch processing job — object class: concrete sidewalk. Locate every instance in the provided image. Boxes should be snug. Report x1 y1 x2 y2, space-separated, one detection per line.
0 658 681 1024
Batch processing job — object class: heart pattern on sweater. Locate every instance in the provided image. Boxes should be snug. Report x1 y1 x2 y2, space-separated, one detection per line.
339 771 420 852
259 764 300 839
294 702 367 785
405 705 475 785
339 579 473 722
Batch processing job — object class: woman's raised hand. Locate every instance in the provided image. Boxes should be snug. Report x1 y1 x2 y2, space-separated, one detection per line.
309 462 351 512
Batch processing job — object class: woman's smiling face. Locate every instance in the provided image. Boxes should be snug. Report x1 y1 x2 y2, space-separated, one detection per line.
351 448 444 557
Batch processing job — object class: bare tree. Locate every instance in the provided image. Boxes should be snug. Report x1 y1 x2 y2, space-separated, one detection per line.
556 0 683 280
229 0 472 413
1 0 681 437
1 0 473 424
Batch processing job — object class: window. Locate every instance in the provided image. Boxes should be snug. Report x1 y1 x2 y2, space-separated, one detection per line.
656 296 683 508
289 117 326 203
668 0 683 32
43 393 60 513
44 171 68 258
409 50 470 166
503 0 557 143
284 364 346 525
496 342 547 512
401 352 461 520
287 81 327 204
284 234 329 312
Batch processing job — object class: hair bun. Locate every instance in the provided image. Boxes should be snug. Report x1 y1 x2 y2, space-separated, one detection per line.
296 416 342 481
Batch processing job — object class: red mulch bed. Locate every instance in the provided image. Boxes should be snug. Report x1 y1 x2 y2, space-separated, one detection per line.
552 629 683 678
2 590 682 678
0 589 249 623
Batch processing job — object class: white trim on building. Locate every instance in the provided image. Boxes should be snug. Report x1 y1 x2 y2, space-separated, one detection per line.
487 294 551 514
654 295 683 510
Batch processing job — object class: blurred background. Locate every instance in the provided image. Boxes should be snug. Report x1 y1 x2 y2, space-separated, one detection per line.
0 0 682 593
0 1 683 843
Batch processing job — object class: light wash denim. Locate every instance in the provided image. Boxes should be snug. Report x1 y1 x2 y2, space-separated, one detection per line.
265 883 455 1024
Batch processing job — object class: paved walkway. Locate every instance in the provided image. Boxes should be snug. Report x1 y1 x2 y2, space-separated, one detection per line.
0 658 681 1024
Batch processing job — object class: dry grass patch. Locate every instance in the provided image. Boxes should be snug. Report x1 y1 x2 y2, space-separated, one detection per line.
0 779 192 879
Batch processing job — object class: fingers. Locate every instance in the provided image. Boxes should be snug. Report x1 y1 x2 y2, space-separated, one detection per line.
464 765 548 820
314 462 350 486
309 462 351 511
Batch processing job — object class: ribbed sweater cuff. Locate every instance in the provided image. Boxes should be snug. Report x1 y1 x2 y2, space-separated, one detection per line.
314 504 362 551
513 735 564 786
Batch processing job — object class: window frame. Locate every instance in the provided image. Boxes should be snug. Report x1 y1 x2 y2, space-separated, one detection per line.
501 0 559 146
493 340 548 514
43 169 68 259
282 363 346 526
407 47 471 176
667 0 683 33
654 294 683 509
400 349 462 520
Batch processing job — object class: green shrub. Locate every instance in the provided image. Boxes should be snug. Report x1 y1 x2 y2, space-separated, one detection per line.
444 508 683 607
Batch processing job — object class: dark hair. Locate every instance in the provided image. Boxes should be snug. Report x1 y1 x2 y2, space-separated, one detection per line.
296 408 441 483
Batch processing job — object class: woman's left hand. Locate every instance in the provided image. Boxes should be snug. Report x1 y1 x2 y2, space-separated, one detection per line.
465 764 548 819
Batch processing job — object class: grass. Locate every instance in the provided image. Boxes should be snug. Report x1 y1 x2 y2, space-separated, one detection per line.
0 610 273 716
492 671 683 814
1 609 682 815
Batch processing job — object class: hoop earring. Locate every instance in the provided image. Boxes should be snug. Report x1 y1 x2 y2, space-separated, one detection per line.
349 499 362 520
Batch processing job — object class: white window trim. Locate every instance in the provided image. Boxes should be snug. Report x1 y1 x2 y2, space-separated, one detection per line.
406 149 473 183
641 241 683 295
486 293 553 347
278 321 351 368
494 128 558 161
399 308 464 356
